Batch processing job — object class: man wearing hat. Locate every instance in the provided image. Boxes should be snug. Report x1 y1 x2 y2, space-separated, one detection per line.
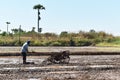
21 40 30 64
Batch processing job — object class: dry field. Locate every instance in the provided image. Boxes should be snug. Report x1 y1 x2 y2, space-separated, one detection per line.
0 46 120 55
1 46 120 53
0 55 120 80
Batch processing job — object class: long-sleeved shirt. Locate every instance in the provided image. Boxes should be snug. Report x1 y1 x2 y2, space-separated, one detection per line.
21 42 29 53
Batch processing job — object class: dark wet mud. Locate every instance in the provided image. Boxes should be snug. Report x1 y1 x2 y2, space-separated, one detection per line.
0 55 120 80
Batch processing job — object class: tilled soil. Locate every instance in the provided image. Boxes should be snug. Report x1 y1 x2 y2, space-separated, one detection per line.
0 55 120 80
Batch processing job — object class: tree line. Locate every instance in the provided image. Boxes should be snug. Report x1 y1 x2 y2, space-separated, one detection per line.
0 28 118 46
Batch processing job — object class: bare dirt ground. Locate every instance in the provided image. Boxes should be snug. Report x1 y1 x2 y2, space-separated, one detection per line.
1 46 120 53
0 55 120 80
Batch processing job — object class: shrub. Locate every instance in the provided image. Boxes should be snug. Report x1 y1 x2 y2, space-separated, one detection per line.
76 39 92 46
69 39 75 46
50 41 61 46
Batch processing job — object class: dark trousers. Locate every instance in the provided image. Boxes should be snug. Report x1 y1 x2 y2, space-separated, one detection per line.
22 52 26 64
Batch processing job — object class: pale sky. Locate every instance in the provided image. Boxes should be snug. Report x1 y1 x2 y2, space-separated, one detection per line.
0 0 120 36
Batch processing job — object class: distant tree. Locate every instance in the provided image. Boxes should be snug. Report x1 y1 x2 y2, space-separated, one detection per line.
69 32 78 38
31 27 36 32
1 31 7 36
60 31 68 37
6 22 10 34
78 30 86 38
98 31 107 38
19 28 25 33
85 29 97 39
11 29 19 34
44 33 57 38
33 4 45 33
11 28 25 34
89 29 96 33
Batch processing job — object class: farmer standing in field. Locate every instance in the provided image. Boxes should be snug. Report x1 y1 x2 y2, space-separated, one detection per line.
21 40 30 64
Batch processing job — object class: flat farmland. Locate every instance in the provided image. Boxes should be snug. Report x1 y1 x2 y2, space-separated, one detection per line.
0 47 120 80
0 55 120 80
0 46 120 55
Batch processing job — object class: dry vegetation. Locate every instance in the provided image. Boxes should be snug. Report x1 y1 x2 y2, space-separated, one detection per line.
1 29 120 47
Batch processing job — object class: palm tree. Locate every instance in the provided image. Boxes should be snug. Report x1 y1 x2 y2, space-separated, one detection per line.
6 22 10 34
33 4 45 33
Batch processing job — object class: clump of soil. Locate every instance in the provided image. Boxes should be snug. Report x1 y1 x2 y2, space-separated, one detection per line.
42 50 70 65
